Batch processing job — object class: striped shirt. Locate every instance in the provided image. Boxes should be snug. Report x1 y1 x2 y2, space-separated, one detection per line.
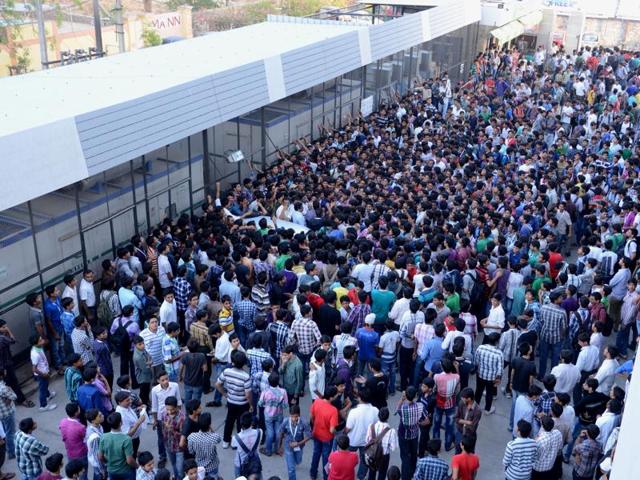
433 372 460 410
217 367 251 405
503 437 538 480
139 327 166 366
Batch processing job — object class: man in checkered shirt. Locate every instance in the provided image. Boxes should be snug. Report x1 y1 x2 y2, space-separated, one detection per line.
235 286 258 347
267 309 291 368
15 417 49 479
538 292 567 379
474 332 504 415
413 438 449 480
173 266 193 319
288 304 321 376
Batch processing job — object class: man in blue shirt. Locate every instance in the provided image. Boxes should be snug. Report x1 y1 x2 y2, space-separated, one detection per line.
118 276 142 325
43 285 65 374
77 368 111 418
355 314 380 376
422 323 446 375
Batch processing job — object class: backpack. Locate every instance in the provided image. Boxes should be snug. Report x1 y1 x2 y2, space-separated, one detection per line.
444 269 463 293
110 316 133 353
97 292 116 327
464 272 483 306
235 431 262 477
364 424 390 471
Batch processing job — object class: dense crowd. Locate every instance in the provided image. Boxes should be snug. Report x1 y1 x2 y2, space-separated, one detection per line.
2 42 640 480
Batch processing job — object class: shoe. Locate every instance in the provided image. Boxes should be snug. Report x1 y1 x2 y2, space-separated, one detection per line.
47 391 56 401
445 444 455 452
39 404 57 411
506 393 512 399
259 447 272 456
485 406 496 415
222 442 230 449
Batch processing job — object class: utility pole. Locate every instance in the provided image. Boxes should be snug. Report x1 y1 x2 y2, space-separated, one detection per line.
92 0 104 55
114 0 125 53
33 0 49 69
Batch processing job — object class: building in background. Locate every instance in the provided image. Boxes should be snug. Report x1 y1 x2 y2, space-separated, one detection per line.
0 0 480 361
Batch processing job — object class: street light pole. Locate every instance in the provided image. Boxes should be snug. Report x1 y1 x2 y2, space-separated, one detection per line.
33 0 49 69
92 0 104 54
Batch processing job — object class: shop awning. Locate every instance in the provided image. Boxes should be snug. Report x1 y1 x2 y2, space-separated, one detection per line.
490 20 525 45
517 10 543 29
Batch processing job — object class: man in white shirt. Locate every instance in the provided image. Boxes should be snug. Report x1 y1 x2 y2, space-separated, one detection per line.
159 289 178 327
596 399 622 447
388 289 412 327
574 332 600 402
158 242 174 289
594 346 619 394
151 371 182 464
62 274 80 317
550 350 581 395
481 293 505 336
79 270 96 321
308 349 326 400
344 388 379 479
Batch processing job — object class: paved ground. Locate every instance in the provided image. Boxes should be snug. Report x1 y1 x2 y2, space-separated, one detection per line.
3 358 579 480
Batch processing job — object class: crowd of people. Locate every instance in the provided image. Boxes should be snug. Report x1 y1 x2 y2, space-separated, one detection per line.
2 42 640 480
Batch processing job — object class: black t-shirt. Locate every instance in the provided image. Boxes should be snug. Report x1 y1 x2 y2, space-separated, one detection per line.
365 373 389 409
517 331 538 358
511 356 537 393
315 304 341 337
181 352 206 386
181 415 200 459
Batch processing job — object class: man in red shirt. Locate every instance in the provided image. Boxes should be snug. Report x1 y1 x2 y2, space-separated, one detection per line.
451 434 480 480
310 386 340 480
327 434 359 480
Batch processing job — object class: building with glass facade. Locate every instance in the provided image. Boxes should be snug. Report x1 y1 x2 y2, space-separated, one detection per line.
0 0 480 357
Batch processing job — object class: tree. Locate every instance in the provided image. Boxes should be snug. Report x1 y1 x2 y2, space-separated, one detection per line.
141 25 162 47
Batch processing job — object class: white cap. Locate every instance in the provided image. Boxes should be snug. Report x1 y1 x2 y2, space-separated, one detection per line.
364 313 376 325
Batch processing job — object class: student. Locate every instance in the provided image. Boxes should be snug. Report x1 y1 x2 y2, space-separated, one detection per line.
503 420 538 480
159 396 185 480
231 412 263 479
278 404 312 480
451 434 480 480
258 372 288 457
378 320 400 395
326 434 358 480
364 407 397 480
98 413 137 479
114 391 146 456
132 336 153 409
92 327 114 389
85 408 105 480
135 451 156 480
30 334 57 411
38 453 63 480
310 386 340 480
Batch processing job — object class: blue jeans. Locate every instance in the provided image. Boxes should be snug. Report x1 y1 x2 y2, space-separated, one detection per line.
381 357 396 394
285 445 304 480
265 415 283 455
156 421 166 460
617 323 633 357
432 406 456 450
310 438 332 479
167 451 184 480
398 436 418 480
509 390 524 432
298 352 312 378
412 356 426 388
213 362 228 403
538 340 562 379
107 471 135 480
349 446 368 480
2 411 16 456
184 384 203 402
36 376 50 408
49 333 64 369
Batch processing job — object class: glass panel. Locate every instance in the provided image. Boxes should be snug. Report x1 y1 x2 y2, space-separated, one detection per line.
0 276 43 353
32 189 82 270
0 202 38 292
111 209 137 250
148 191 170 227
83 222 113 271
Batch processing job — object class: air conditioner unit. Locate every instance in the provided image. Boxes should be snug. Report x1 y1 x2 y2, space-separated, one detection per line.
225 150 245 163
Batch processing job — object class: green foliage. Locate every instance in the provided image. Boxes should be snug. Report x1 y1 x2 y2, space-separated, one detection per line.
244 0 275 23
167 0 220 11
141 25 162 47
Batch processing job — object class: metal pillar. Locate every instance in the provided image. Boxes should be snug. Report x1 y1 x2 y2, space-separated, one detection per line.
92 0 104 55
33 0 49 69
114 0 125 53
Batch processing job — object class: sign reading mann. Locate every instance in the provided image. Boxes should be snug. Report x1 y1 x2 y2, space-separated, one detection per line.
150 11 188 38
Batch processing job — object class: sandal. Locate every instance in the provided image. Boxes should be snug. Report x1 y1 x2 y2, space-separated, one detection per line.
19 400 35 408
1 473 17 480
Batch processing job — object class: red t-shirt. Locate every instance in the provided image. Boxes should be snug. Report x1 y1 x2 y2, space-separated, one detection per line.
310 399 339 442
327 450 359 480
451 452 480 480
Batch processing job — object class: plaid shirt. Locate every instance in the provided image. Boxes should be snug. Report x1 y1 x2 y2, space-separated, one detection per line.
474 344 504 381
0 380 16 418
268 321 290 358
539 304 566 344
15 431 49 477
173 277 192 312
162 335 181 376
396 401 422 440
247 348 273 377
413 455 449 480
348 303 371 335
236 299 258 331
288 317 321 355
534 429 563 472
572 437 602 478
535 390 556 419
188 431 222 474
524 301 542 333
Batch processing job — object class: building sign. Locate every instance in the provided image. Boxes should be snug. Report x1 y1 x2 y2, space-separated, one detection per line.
150 12 183 38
